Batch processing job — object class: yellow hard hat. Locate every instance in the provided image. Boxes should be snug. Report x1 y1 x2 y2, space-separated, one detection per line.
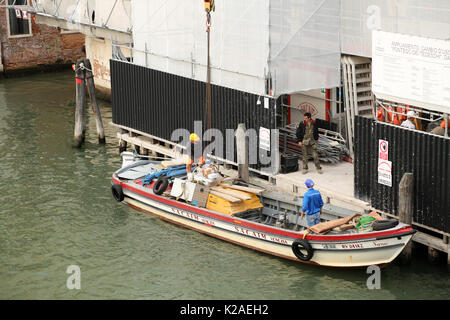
190 133 200 142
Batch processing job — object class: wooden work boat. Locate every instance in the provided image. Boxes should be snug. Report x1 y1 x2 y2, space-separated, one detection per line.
111 157 415 268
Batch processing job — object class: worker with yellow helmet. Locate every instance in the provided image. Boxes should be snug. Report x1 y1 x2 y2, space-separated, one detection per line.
186 133 205 181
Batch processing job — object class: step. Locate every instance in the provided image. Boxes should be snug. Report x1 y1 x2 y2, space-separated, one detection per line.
357 106 373 112
356 86 372 93
357 96 373 103
356 77 371 84
355 67 370 74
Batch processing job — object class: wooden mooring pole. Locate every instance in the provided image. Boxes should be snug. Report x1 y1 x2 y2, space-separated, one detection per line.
119 129 128 153
235 123 249 183
84 58 105 144
446 236 450 271
398 172 414 264
428 247 441 264
74 58 86 148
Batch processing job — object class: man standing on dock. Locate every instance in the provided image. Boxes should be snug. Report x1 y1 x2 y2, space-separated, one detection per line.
296 113 322 174
300 179 324 227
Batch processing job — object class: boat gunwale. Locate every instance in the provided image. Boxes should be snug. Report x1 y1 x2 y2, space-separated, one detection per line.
125 196 413 254
122 188 417 250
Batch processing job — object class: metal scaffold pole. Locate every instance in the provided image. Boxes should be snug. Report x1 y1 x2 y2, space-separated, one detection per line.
204 1 215 135
206 18 211 133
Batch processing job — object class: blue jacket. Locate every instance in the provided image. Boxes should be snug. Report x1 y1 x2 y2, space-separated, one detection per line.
302 188 323 215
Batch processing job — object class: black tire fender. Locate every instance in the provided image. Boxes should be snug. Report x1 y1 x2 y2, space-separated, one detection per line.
292 238 314 261
112 184 124 202
153 177 169 195
372 219 399 231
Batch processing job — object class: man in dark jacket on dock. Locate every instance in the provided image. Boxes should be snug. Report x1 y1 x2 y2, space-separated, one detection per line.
296 112 322 174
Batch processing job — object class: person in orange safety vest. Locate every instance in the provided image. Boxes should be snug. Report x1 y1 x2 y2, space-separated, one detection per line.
431 118 450 136
397 105 407 123
186 133 204 181
377 108 385 122
387 106 401 125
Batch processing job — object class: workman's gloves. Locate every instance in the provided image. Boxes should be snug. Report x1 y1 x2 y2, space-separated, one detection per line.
187 173 194 182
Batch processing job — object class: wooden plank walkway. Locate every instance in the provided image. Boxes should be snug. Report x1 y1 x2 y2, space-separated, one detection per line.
413 231 449 253
116 131 181 159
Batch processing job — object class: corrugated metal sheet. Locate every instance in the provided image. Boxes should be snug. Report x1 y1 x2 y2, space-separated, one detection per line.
354 116 450 233
110 60 277 170
315 119 338 132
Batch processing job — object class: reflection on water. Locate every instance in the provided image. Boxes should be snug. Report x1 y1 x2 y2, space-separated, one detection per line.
0 72 448 300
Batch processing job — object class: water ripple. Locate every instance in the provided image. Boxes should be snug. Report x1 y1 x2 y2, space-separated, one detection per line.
0 72 448 300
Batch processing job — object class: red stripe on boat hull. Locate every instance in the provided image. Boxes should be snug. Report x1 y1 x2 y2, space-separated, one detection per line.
112 176 414 242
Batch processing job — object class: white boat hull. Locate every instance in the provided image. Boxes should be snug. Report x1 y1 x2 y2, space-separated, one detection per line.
115 178 415 268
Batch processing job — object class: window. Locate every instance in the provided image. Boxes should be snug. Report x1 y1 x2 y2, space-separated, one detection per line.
7 0 32 37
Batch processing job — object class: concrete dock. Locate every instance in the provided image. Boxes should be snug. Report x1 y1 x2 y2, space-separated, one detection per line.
275 161 369 213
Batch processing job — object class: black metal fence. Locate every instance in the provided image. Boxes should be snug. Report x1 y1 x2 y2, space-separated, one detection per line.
315 118 338 132
354 116 450 233
110 60 277 170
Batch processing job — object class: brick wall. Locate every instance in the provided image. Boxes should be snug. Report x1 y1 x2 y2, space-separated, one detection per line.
0 6 85 72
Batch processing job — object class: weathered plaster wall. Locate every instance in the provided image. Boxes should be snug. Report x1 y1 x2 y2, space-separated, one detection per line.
85 36 112 94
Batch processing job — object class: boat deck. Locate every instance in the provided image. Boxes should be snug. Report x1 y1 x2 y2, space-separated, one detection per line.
116 160 385 236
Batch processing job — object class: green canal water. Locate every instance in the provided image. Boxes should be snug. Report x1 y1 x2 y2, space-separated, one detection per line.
0 71 448 300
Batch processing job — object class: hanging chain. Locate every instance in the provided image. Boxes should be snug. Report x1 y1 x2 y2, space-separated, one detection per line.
206 12 211 31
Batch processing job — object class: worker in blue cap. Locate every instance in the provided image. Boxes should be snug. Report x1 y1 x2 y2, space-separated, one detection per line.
300 179 324 227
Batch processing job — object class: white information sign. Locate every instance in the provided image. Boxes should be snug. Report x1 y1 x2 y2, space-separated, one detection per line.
372 30 450 113
264 97 269 109
259 127 271 151
378 159 392 187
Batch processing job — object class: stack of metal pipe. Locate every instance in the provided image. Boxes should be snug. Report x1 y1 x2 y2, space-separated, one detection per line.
278 125 350 164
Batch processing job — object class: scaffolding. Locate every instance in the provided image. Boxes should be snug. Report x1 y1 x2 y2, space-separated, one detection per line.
375 98 449 138
0 0 132 35
0 0 35 12
269 0 341 96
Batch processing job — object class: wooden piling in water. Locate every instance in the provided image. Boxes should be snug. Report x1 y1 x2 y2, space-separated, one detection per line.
83 58 106 144
148 138 157 157
444 236 450 270
119 129 128 153
74 58 86 148
140 147 149 157
447 236 450 271
398 172 414 264
428 247 441 264
130 132 139 153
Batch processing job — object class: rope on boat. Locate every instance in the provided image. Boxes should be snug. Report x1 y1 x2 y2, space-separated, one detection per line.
302 230 310 239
